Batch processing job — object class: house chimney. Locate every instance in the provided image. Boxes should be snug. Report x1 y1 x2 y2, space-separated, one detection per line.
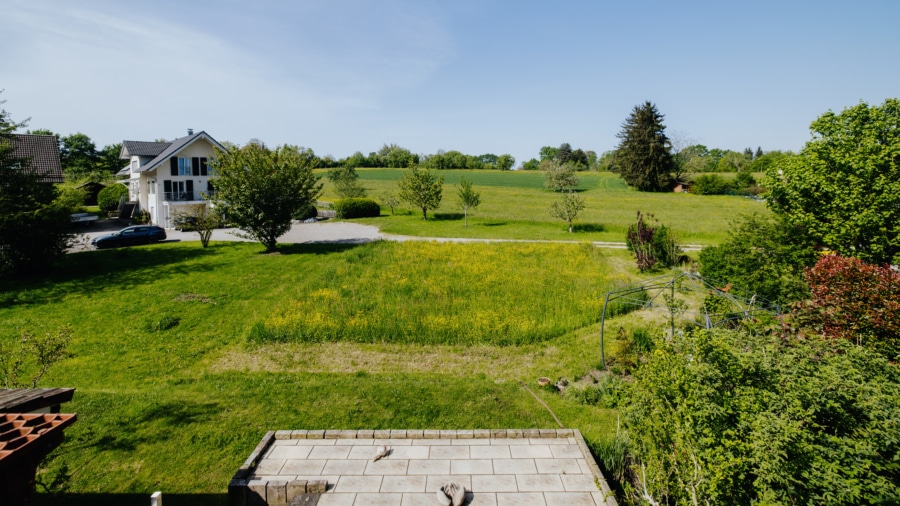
187 128 194 135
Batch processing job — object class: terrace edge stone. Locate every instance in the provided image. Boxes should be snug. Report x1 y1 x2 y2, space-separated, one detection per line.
266 480 288 506
246 479 268 506
228 478 248 506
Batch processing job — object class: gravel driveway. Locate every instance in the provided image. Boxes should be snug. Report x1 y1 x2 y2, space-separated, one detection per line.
69 220 383 252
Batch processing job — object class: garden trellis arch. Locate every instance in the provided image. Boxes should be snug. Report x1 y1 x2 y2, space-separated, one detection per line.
598 272 781 369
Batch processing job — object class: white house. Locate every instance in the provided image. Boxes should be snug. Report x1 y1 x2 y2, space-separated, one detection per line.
117 130 224 228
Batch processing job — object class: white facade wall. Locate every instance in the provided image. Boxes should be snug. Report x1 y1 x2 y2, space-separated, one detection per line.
129 137 218 228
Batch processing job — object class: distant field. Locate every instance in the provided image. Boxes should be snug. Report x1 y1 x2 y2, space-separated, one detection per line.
318 169 768 244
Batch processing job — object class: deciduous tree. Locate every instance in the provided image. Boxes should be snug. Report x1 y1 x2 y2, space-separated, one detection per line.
327 165 366 199
173 204 220 248
495 154 515 171
397 164 443 220
765 98 900 264
544 161 579 192
455 177 481 226
698 213 818 304
613 101 676 191
548 191 585 233
209 143 321 253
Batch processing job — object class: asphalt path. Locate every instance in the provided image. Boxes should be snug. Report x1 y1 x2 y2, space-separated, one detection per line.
69 220 703 252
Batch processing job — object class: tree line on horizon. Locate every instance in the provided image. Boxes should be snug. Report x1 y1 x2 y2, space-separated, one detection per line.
26 124 785 187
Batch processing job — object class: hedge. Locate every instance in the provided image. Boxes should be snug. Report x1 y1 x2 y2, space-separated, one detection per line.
333 198 381 219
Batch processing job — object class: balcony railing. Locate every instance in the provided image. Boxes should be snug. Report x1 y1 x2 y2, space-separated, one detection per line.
163 191 217 202
164 192 196 202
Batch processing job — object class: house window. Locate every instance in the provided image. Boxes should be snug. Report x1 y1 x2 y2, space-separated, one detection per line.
178 158 192 176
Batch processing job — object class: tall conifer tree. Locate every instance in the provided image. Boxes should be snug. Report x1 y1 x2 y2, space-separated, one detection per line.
613 101 676 192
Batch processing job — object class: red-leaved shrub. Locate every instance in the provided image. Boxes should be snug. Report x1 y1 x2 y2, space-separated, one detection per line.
805 255 900 358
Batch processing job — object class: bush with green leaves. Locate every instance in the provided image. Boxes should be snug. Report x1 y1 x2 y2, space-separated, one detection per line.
333 198 381 219
97 184 128 211
699 213 818 304
690 173 733 195
625 328 900 505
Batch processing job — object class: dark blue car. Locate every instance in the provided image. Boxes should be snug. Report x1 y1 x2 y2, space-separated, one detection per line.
91 226 167 249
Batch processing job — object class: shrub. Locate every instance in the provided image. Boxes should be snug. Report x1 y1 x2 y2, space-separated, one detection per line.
333 198 381 219
691 174 733 195
626 211 683 271
294 203 317 221
97 184 128 211
802 255 900 360
698 213 818 304
626 328 900 505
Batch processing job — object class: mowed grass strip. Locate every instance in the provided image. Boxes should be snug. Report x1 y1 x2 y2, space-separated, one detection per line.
253 241 626 345
320 169 768 244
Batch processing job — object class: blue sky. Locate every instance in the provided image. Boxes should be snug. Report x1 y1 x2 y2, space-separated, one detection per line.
3 0 898 165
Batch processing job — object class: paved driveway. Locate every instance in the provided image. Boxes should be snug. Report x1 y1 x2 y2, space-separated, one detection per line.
69 220 384 252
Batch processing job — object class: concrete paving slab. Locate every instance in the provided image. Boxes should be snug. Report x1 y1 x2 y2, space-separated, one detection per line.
239 429 615 506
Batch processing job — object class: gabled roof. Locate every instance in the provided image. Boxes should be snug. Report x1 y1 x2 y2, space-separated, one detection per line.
8 134 64 183
120 141 170 159
124 131 224 174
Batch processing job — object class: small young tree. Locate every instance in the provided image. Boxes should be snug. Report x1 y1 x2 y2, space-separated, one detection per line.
173 204 220 248
209 143 322 253
455 177 481 226
548 191 585 233
327 165 366 199
397 163 443 220
0 326 72 388
379 191 400 216
544 161 579 192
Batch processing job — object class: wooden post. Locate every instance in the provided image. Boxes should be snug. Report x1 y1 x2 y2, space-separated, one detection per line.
150 491 162 506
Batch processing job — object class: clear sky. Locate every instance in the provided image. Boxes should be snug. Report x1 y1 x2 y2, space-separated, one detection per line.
3 0 898 165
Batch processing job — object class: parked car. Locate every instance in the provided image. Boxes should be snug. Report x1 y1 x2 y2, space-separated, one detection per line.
91 226 167 249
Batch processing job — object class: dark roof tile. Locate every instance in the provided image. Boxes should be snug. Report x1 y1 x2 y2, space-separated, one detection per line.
120 141 171 158
8 134 64 183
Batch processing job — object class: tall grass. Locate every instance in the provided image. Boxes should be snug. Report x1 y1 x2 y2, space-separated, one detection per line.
252 241 628 345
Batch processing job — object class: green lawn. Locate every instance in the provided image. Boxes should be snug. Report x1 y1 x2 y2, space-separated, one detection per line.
319 169 768 244
1 242 640 505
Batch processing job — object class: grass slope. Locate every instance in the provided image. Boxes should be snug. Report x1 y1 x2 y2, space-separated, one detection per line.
0 242 633 505
320 169 767 244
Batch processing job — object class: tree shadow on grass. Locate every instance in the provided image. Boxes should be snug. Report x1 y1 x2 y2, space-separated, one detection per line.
32 493 227 506
275 242 371 256
572 223 605 233
479 221 507 227
0 245 222 309
432 212 465 221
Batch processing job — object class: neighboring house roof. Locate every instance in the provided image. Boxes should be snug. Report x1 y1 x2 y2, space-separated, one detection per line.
8 134 64 183
120 131 224 174
119 141 171 159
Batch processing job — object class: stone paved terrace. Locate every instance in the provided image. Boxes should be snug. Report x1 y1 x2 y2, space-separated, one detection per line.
232 429 618 506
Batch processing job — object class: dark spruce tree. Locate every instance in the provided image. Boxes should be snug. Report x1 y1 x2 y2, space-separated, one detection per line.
613 101 676 192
